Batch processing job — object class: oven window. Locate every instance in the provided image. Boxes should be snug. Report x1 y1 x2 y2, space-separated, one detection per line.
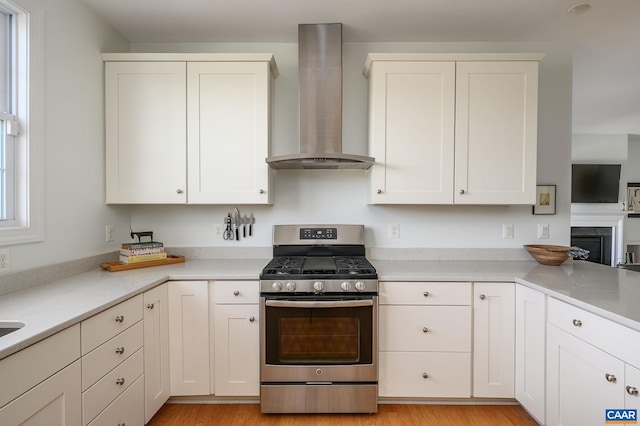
280 317 359 361
264 302 373 365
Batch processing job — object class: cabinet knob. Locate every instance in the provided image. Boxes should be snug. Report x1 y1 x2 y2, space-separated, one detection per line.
176 189 183 194
422 372 429 379
605 373 617 383
423 291 429 297
115 315 124 323
147 303 154 310
249 316 255 322
233 290 240 296
627 386 639 396
422 327 429 333
572 319 582 327
479 294 486 300
377 189 383 194
115 347 125 355
459 189 465 194
259 189 265 194
116 377 125 385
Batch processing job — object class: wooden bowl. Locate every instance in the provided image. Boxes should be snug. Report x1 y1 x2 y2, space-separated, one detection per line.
523 244 571 266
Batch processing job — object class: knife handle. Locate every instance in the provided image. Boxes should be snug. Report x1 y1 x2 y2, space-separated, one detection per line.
249 224 252 236
243 226 246 238
235 227 239 241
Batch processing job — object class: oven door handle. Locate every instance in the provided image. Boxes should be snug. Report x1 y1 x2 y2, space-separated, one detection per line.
265 299 374 308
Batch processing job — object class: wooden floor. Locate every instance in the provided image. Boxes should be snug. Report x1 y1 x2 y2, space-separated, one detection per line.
147 403 539 425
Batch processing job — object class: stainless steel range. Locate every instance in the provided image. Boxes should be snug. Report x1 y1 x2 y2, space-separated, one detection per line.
259 224 378 414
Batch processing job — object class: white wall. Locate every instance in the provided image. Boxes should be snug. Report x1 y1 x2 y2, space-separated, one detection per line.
129 41 573 250
8 0 131 272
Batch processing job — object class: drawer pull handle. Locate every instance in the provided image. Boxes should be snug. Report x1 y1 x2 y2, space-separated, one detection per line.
147 303 155 309
605 373 617 383
627 386 639 396
422 372 429 379
423 291 429 297
249 316 256 322
234 290 240 296
572 319 582 327
115 315 124 323
422 327 429 333
115 347 125 355
479 294 486 300
116 378 125 385
377 189 382 194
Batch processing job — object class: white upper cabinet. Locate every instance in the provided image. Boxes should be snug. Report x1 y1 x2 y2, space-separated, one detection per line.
105 61 187 204
365 53 541 205
104 53 277 205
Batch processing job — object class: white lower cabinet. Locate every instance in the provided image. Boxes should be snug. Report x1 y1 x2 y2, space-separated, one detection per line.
473 282 515 398
168 280 210 396
515 284 546 424
213 281 260 396
88 375 144 426
143 283 170 422
547 297 640 426
378 282 472 398
0 360 81 426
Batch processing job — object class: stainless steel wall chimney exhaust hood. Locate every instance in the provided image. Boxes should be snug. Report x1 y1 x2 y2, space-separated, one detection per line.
266 23 375 170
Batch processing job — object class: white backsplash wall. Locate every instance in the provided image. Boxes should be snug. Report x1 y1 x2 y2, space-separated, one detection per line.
129 41 573 252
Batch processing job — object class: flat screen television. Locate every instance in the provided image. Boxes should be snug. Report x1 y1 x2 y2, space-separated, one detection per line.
571 164 621 203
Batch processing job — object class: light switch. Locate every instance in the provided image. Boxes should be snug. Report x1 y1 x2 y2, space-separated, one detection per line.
538 224 550 239
502 224 514 239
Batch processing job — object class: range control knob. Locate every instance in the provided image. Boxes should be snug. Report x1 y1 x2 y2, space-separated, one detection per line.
286 282 296 292
355 281 366 291
313 281 324 292
341 281 352 291
272 282 282 292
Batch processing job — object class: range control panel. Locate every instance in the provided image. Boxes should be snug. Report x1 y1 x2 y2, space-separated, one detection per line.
300 227 337 240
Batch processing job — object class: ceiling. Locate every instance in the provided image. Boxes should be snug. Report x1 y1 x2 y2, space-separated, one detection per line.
79 0 640 135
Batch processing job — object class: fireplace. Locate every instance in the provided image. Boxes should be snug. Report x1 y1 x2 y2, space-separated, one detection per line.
570 213 624 267
571 227 613 265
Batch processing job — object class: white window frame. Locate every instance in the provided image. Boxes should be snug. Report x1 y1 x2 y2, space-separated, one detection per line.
0 0 44 246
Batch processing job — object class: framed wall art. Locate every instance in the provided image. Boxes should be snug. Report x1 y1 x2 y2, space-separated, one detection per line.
533 185 556 215
627 182 640 217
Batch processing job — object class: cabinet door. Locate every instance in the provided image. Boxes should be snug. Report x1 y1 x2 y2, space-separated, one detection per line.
187 62 272 204
547 324 624 426
368 61 455 204
168 281 210 396
454 61 538 204
0 360 81 426
144 283 170 422
473 282 515 397
626 364 640 417
214 304 260 396
515 284 546 424
105 61 187 204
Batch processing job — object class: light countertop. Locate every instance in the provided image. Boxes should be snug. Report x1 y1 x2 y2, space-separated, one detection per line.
1 257 639 360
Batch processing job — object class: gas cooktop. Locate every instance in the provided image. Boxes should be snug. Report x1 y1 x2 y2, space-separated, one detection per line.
260 255 377 280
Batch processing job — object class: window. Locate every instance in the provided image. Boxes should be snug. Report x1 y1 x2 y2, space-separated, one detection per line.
0 0 44 245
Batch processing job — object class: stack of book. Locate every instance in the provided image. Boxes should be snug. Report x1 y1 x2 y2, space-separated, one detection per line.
119 241 167 264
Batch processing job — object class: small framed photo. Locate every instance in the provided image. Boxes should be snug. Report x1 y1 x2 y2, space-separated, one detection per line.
627 183 640 213
533 185 556 215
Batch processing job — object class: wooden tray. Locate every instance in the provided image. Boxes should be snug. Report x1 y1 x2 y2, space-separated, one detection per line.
100 255 185 272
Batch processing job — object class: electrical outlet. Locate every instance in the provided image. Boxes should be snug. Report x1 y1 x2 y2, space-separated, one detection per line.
502 224 514 239
388 224 400 239
105 225 114 242
0 248 11 274
538 224 550 239
215 224 223 238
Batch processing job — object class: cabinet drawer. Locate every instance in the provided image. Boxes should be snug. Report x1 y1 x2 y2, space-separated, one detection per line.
380 305 471 352
379 351 471 398
214 280 259 304
81 320 143 391
380 282 471 305
0 324 80 408
548 297 640 368
83 348 143 425
87 375 144 426
81 294 143 354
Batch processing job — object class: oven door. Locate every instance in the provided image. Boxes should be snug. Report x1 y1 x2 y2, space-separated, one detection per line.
260 295 378 383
